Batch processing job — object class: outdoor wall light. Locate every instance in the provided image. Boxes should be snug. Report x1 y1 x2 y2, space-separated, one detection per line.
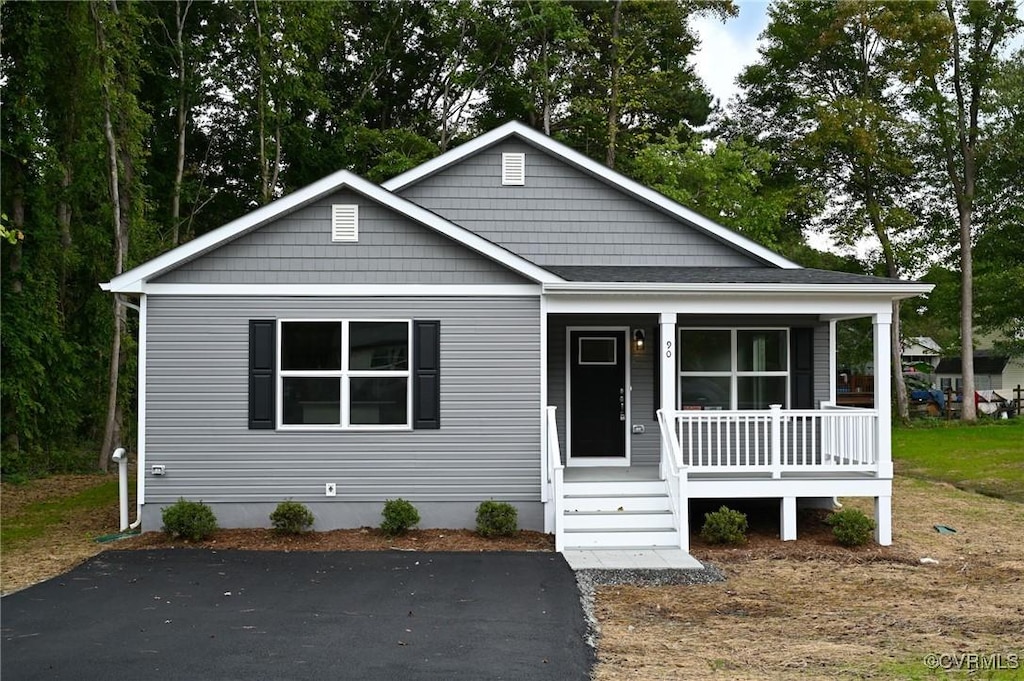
633 328 646 352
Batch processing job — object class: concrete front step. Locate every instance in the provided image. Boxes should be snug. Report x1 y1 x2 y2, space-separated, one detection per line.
562 528 679 548
563 509 674 530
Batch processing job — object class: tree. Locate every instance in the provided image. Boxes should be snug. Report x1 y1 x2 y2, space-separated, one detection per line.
631 132 801 250
563 0 733 169
735 0 948 421
900 0 1022 420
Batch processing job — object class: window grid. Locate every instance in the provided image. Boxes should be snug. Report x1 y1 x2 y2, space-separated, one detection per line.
277 319 412 430
678 328 790 410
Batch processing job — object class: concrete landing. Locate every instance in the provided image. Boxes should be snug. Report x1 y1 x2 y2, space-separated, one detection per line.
562 548 703 570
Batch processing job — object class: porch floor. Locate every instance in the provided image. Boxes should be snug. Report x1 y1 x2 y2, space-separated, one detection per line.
562 548 703 570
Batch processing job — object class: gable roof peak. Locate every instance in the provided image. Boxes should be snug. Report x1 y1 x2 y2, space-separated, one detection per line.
384 122 800 270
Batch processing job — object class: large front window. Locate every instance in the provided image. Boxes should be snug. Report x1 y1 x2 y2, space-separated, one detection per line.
279 320 411 428
679 329 789 410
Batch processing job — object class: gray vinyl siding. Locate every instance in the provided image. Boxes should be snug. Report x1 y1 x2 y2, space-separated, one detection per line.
399 139 759 267
546 315 830 466
154 189 527 285
145 295 541 503
814 324 830 405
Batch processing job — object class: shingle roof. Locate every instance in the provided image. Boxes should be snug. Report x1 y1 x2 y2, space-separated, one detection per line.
545 265 910 286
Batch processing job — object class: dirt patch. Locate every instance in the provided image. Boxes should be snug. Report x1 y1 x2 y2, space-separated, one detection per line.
1 475 122 595
592 477 1024 680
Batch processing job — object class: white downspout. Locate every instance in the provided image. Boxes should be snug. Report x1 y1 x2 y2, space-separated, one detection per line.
129 293 147 530
111 447 129 531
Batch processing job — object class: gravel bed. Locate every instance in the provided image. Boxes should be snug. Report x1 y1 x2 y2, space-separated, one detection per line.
574 564 726 647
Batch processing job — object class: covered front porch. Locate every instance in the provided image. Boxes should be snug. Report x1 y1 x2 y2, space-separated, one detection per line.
539 282 908 553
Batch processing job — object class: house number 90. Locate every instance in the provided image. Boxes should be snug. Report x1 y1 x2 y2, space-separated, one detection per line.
665 340 672 358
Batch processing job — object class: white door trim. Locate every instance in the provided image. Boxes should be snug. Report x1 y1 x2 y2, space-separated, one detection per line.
566 325 631 467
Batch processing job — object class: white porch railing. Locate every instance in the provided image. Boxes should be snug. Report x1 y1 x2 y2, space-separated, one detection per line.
543 406 565 551
662 404 880 477
656 409 690 552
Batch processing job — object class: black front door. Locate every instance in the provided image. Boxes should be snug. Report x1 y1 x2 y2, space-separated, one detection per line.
569 330 627 460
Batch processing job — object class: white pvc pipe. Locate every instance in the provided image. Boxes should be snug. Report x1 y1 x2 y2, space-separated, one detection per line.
111 447 128 531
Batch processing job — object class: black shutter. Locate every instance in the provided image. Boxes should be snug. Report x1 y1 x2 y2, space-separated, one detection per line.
249 320 276 429
413 320 441 429
790 327 815 409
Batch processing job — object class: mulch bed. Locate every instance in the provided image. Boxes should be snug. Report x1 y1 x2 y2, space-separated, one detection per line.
118 527 555 553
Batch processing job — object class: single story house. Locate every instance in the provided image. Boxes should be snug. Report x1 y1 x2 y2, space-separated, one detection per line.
935 351 1023 394
102 122 931 551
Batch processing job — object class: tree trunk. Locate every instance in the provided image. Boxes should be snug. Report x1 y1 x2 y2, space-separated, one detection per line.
866 188 910 423
605 0 622 169
95 1 127 472
958 201 976 421
170 0 191 245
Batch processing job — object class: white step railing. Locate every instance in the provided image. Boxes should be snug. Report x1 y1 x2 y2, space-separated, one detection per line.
543 406 565 551
656 409 689 552
663 404 880 478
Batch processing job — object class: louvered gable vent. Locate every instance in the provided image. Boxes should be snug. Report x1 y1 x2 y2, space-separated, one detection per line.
331 204 358 242
501 152 525 185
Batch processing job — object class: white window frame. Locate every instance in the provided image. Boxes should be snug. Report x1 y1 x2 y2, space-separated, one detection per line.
277 318 413 431
678 327 790 410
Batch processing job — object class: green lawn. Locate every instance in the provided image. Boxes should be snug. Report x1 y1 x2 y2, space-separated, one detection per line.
893 419 1024 503
0 478 120 548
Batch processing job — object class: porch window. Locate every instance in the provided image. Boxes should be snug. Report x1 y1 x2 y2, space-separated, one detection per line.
279 320 411 428
679 329 789 409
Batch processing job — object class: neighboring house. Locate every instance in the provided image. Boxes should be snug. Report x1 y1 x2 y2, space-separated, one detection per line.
901 336 941 372
935 351 1023 393
102 122 930 552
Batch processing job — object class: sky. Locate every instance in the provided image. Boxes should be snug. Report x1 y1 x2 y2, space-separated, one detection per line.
691 0 773 107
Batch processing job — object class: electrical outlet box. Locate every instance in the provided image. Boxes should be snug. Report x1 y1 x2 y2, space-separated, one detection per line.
325 482 337 497
151 464 166 476
631 424 645 434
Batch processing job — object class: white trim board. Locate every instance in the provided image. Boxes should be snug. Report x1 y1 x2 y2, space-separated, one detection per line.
137 284 542 297
383 121 800 270
101 170 561 293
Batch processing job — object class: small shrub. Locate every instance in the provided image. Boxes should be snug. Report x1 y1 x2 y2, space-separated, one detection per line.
380 498 420 536
475 500 518 538
270 500 315 534
827 508 875 547
162 498 218 541
700 505 748 544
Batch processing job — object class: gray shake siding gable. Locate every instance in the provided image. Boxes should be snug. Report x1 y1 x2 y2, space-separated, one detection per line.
143 295 541 528
398 139 760 267
154 189 528 285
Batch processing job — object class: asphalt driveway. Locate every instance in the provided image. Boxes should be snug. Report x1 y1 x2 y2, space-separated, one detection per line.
1 550 592 681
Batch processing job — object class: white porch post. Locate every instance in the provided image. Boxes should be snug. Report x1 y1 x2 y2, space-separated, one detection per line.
874 495 892 545
780 496 797 541
874 312 893 547
659 313 677 478
873 312 893 479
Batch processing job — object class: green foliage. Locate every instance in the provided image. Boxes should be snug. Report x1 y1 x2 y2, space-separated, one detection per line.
700 506 748 545
269 500 315 534
380 498 420 536
826 509 875 547
632 133 799 250
475 500 518 538
162 498 218 541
